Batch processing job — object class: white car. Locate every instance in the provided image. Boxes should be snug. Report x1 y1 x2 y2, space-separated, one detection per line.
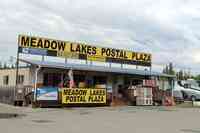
175 81 200 101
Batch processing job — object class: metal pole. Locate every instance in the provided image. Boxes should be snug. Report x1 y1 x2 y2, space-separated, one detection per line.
15 46 20 103
65 58 67 64
171 78 174 97
150 66 152 79
109 62 111 68
42 56 44 62
34 66 41 102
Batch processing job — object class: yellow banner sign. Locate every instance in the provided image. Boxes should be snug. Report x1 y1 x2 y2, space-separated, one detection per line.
62 88 106 104
18 35 152 66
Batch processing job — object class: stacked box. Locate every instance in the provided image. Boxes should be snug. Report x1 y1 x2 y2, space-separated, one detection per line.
127 89 137 101
136 87 152 98
136 87 153 106
136 98 153 105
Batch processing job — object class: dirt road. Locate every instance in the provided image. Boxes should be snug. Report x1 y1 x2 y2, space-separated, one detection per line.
0 103 200 133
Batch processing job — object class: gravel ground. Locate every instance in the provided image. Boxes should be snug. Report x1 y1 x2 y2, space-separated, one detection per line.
0 103 200 133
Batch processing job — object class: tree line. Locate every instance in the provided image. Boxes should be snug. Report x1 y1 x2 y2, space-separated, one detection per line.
0 62 15 69
162 62 198 80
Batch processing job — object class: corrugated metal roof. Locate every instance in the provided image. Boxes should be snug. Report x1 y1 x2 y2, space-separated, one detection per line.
19 58 175 78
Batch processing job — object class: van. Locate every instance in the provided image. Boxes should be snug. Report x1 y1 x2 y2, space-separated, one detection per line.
175 80 200 101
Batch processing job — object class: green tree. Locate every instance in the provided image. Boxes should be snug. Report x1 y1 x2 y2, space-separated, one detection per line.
166 65 169 74
184 71 189 80
177 70 184 80
3 62 7 69
162 65 169 74
169 62 175 75
193 74 200 81
162 63 175 75
162 67 166 74
11 64 15 68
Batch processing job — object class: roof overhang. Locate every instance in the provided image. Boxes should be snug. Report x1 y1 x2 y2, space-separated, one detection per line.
19 58 175 78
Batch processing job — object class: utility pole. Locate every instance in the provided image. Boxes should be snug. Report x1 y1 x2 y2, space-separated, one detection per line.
15 45 20 104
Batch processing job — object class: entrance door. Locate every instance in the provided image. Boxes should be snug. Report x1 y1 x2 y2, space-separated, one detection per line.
43 73 62 87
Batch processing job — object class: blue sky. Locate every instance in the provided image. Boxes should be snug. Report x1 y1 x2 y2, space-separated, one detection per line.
0 0 200 74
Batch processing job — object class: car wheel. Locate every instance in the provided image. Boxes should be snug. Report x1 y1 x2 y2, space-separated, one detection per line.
191 96 196 101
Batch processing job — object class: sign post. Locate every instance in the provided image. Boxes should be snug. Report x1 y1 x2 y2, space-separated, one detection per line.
34 66 41 102
15 47 19 102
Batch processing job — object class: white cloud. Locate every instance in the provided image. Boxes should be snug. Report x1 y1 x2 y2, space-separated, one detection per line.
0 0 200 74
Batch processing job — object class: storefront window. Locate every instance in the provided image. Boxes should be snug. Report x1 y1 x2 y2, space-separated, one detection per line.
74 74 85 87
3 75 9 85
94 76 107 84
17 75 24 85
43 73 62 87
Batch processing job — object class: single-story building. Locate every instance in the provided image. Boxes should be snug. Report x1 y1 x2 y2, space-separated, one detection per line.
0 58 175 106
0 35 176 106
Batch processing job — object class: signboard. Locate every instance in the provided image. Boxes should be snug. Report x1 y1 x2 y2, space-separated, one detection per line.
36 87 58 101
62 88 106 104
18 35 152 66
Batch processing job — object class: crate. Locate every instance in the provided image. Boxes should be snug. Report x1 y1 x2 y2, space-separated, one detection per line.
136 97 153 106
128 89 137 97
136 87 152 98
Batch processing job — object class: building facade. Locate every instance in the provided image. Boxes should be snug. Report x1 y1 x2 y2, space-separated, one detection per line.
0 67 31 87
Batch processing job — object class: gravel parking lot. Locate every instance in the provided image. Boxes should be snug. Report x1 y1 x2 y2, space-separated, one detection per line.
0 103 200 133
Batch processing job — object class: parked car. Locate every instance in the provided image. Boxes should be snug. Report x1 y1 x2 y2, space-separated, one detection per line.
176 81 200 101
181 88 200 101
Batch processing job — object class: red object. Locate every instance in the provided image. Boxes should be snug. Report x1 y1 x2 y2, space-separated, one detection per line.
163 96 175 106
69 80 75 88
143 80 156 87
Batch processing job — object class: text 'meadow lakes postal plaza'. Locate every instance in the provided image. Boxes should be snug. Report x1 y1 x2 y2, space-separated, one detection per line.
0 35 175 107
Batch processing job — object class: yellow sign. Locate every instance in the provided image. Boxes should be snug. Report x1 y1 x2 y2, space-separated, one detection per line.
87 55 106 62
18 35 152 66
62 88 106 104
18 35 71 51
